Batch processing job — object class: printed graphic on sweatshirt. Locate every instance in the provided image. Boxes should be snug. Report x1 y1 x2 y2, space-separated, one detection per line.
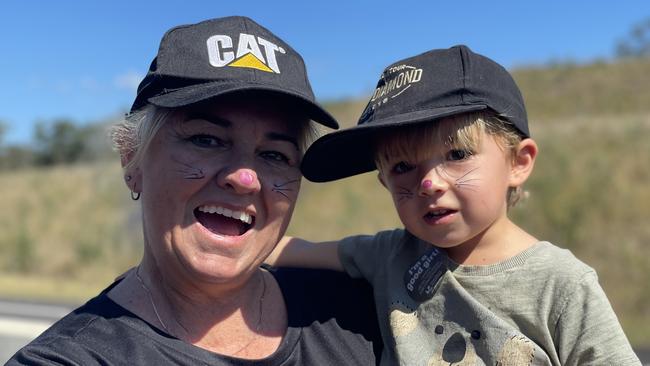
403 247 444 302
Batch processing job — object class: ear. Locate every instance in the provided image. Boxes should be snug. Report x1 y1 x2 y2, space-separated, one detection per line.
377 171 388 190
509 138 537 187
121 151 142 193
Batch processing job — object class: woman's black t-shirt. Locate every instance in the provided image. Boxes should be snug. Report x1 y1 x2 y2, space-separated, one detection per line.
7 267 382 365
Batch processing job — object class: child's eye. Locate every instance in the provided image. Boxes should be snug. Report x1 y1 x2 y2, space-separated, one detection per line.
392 161 414 174
188 134 226 148
446 149 472 161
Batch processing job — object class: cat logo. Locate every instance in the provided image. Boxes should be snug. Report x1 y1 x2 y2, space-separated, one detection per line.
206 33 286 74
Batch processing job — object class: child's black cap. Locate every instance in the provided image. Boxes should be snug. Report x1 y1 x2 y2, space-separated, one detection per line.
301 45 529 182
130 16 338 129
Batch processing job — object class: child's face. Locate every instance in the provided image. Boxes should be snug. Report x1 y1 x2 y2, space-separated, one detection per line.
378 125 526 254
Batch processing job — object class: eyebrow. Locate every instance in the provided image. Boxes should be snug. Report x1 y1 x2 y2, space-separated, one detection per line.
185 113 231 127
267 132 300 150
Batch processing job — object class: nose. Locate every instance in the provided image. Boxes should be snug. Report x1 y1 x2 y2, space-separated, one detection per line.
217 167 261 194
418 167 448 197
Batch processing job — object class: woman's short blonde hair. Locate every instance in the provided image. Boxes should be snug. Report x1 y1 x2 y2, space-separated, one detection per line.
111 105 175 171
374 110 527 207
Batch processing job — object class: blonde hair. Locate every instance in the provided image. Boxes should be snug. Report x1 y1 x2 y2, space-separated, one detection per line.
374 111 526 207
111 105 175 171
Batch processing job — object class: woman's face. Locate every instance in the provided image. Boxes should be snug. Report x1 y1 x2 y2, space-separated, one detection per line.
130 97 304 286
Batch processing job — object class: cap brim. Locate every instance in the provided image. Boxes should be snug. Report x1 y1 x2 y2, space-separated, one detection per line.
147 81 339 129
301 104 488 182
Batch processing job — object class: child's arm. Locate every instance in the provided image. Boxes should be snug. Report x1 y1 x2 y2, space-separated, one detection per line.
266 236 344 271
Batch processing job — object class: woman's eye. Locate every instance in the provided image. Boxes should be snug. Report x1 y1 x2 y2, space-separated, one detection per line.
446 149 472 161
392 161 414 174
260 151 290 164
189 134 224 148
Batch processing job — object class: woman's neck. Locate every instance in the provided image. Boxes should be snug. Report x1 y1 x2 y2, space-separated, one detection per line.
109 263 287 359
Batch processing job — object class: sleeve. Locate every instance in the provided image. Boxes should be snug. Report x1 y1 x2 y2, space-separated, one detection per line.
554 271 642 366
338 229 402 284
6 341 94 366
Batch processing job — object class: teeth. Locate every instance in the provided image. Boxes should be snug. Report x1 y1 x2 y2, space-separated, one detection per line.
431 209 448 215
198 205 253 225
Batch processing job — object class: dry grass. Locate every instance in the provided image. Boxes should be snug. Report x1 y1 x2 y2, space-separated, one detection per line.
1 59 649 346
510 113 650 346
513 58 650 120
0 161 141 292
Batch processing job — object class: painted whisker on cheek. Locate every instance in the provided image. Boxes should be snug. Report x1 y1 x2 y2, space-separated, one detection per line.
273 179 301 188
272 179 301 200
396 186 414 203
454 166 481 192
171 156 206 180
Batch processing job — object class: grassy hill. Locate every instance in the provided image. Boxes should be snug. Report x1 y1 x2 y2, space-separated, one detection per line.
1 57 649 346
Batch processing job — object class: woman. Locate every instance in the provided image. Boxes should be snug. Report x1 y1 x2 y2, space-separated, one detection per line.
8 16 381 365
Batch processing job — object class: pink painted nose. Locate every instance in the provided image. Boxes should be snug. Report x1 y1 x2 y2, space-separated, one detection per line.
421 179 433 189
239 170 255 186
218 167 260 194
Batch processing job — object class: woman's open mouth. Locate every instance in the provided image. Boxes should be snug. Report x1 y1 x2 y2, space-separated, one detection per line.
194 205 254 236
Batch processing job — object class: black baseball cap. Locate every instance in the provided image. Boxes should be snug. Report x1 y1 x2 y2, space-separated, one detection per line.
130 16 338 129
301 45 529 182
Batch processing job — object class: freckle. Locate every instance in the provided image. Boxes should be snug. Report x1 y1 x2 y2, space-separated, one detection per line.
239 171 254 185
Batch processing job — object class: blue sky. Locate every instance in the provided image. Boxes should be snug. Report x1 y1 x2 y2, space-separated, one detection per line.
2 0 649 144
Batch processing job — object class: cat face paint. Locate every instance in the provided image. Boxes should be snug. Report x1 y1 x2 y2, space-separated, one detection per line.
379 131 513 252
137 97 306 283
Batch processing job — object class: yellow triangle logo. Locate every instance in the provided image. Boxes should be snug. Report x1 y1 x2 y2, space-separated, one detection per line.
229 53 274 73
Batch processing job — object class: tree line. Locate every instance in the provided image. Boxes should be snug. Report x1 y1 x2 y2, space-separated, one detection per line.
0 119 115 170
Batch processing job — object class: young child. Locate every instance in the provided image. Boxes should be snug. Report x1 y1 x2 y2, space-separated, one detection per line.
267 45 641 365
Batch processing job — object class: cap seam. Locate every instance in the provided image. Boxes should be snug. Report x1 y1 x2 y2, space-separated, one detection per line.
241 17 257 83
458 46 468 105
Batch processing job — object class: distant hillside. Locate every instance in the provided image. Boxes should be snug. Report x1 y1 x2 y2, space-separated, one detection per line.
321 57 650 128
0 57 648 346
513 58 650 121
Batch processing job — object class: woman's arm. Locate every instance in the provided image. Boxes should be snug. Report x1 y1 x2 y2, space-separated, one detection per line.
266 237 344 271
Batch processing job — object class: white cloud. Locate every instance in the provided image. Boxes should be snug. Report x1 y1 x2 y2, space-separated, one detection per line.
114 70 143 92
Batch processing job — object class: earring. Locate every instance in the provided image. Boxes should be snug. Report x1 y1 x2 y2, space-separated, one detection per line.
125 175 132 182
130 181 140 201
